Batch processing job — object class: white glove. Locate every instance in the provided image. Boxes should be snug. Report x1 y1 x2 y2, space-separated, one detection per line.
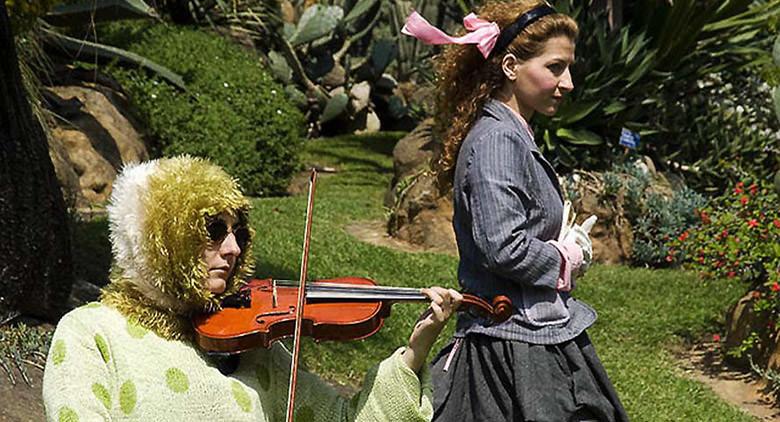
562 215 597 272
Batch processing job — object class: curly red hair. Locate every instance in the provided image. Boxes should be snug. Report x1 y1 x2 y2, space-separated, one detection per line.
433 1 578 189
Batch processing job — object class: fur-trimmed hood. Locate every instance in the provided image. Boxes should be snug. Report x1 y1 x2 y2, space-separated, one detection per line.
100 156 254 340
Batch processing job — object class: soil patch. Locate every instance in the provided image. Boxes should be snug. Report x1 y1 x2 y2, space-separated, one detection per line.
677 341 780 421
345 219 456 256
0 364 45 422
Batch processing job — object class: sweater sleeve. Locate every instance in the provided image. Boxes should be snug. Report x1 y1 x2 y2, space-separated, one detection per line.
42 307 115 421
467 130 563 290
261 344 432 422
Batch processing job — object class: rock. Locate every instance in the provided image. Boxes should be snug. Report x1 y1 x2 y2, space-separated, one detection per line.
576 191 633 264
724 290 775 370
280 0 296 23
385 119 456 252
362 110 381 134
67 279 103 309
350 81 371 113
321 61 346 88
46 84 149 209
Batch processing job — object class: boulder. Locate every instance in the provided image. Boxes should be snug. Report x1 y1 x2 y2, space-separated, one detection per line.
45 84 149 209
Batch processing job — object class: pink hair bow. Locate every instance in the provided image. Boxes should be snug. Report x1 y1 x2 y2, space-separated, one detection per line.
401 11 500 59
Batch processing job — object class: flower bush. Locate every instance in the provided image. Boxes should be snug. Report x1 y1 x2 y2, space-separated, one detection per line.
632 187 707 268
671 181 780 314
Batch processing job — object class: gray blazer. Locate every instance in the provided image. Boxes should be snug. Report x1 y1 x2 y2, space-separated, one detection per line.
452 99 596 344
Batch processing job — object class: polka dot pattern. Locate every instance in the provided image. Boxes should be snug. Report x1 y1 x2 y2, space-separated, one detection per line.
231 380 252 413
94 334 110 364
58 406 79 422
119 380 137 415
126 321 148 339
92 382 111 409
165 367 189 393
51 339 66 366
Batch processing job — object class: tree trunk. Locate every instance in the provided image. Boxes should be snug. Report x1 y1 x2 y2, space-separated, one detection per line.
0 4 74 320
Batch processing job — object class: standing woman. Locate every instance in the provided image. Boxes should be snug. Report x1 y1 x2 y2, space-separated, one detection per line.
403 2 629 421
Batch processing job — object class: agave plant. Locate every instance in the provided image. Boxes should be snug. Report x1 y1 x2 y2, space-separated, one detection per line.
531 0 780 173
38 0 184 89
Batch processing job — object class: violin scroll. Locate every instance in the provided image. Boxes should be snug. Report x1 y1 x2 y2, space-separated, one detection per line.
459 294 513 323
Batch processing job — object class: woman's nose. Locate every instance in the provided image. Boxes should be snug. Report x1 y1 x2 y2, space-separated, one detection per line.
559 68 574 92
220 232 241 257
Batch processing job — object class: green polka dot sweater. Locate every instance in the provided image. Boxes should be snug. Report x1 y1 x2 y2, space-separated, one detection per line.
43 303 434 421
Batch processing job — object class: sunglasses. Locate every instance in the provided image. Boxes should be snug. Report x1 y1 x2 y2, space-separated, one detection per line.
205 218 250 251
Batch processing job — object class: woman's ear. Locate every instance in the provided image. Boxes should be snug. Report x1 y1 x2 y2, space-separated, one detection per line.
501 54 519 80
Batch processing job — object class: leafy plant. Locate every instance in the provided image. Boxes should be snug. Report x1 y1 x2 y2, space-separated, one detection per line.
671 180 780 287
36 0 185 88
0 322 52 385
99 21 305 196
632 187 708 268
529 0 780 175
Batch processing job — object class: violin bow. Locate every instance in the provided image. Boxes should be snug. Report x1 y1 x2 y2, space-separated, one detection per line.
285 168 317 422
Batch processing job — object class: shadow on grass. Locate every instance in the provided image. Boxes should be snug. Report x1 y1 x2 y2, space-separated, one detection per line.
70 216 112 287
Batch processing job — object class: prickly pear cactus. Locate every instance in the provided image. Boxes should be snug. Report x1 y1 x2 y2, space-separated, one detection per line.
289 4 343 46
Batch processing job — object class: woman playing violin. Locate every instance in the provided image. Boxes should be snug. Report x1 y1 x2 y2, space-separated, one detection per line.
42 156 461 421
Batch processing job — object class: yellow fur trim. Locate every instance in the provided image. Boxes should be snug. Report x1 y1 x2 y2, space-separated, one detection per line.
101 156 255 340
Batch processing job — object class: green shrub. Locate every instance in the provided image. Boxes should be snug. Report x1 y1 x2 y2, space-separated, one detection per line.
98 21 305 196
671 181 780 288
653 69 780 193
591 163 707 268
632 187 707 268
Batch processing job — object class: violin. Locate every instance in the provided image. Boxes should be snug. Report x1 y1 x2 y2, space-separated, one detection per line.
191 168 512 422
192 276 513 354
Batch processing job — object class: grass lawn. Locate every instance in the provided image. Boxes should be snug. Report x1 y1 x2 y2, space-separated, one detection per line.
247 133 756 421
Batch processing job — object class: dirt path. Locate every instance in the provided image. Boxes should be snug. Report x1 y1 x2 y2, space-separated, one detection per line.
677 341 780 421
0 365 45 422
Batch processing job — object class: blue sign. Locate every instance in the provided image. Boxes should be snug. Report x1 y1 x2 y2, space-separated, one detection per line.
619 128 640 149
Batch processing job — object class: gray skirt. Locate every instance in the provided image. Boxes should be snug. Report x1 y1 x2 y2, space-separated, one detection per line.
431 332 629 422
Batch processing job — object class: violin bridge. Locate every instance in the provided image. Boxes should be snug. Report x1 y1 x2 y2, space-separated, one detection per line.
272 279 278 308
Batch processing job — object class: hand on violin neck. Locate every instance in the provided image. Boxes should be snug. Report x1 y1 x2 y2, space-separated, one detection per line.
402 287 463 373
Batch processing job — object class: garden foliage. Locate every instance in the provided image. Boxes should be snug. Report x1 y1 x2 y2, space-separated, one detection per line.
672 181 780 290
589 163 707 268
531 0 779 193
98 21 305 196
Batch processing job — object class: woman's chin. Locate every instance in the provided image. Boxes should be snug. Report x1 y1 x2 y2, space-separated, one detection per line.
206 278 227 294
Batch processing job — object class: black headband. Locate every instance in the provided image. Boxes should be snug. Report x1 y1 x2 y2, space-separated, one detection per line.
488 4 557 59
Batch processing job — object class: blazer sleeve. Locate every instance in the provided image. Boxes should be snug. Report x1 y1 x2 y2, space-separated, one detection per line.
466 129 563 290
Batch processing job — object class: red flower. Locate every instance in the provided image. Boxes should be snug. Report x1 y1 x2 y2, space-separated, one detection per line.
678 231 689 241
712 333 721 342
749 184 758 195
698 256 705 264
700 211 711 224
727 271 736 278
773 219 780 229
720 229 728 239
665 255 674 263
734 182 744 194
740 195 749 205
748 219 759 228
771 282 780 292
